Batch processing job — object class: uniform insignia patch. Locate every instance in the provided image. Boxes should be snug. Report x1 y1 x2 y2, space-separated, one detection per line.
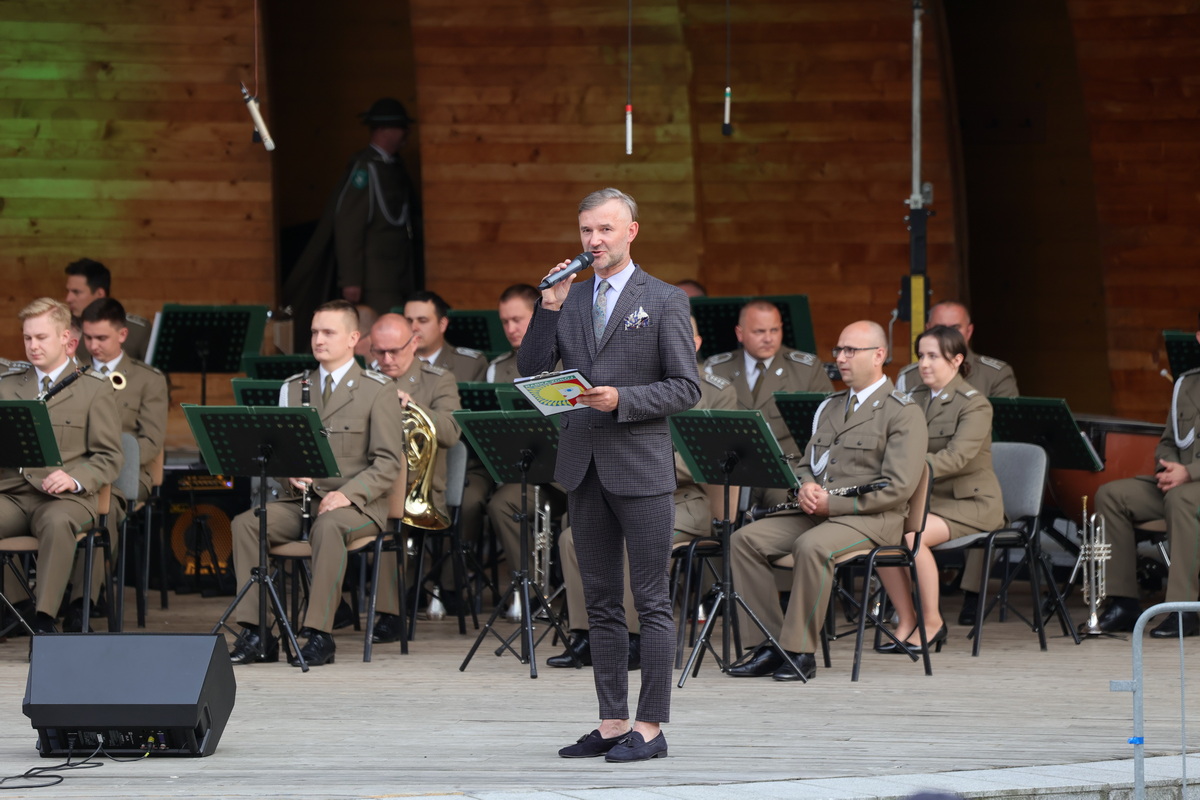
787 351 816 366
704 352 733 367
979 356 1007 371
964 389 979 397
282 372 304 383
703 373 731 390
422 362 447 376
362 370 389 385
890 390 914 405
455 346 484 359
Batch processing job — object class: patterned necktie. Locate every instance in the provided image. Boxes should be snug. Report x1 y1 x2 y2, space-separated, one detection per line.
593 279 610 341
751 360 768 402
322 375 333 404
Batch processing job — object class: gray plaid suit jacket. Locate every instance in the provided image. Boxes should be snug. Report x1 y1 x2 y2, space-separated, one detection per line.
518 265 701 497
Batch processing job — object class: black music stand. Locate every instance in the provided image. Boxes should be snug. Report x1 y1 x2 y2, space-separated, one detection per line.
669 409 803 686
495 385 535 411
241 354 318 380
231 378 285 407
691 295 816 361
188 405 339 672
456 411 575 678
456 382 502 412
772 391 833 457
445 309 506 359
0 400 63 637
149 304 268 405
1164 330 1200 378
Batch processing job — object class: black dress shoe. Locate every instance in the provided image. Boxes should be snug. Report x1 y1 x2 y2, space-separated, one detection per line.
605 731 668 762
290 629 336 666
1150 611 1200 639
958 591 979 627
229 626 279 665
31 612 58 635
370 613 405 643
547 630 591 668
773 651 816 682
332 599 356 630
1086 597 1141 634
726 644 783 677
558 728 627 758
62 600 95 633
627 633 641 671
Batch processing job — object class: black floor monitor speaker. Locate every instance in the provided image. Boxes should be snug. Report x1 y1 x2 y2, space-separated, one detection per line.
23 634 236 757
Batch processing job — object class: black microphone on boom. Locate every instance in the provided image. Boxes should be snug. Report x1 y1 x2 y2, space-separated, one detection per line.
537 252 595 290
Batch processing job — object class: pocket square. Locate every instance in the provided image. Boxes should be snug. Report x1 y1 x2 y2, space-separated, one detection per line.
624 307 651 329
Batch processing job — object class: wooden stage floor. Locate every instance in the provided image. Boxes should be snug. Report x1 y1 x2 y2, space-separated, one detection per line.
0 587 1196 799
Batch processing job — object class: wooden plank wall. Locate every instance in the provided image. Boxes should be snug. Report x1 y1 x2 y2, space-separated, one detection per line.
0 1 276 444
411 0 959 362
1069 0 1200 422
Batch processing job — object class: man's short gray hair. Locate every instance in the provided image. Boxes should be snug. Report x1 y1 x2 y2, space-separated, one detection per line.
578 188 638 222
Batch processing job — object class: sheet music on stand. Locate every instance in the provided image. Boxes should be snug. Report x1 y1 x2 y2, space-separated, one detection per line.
989 396 1103 472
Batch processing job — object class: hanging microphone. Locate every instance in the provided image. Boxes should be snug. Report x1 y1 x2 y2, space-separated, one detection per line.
240 83 275 151
537 252 595 290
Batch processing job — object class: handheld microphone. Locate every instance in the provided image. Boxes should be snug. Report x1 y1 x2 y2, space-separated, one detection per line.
240 83 275 151
537 252 595 290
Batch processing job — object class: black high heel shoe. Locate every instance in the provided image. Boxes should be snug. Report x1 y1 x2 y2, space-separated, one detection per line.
896 624 948 656
874 628 915 654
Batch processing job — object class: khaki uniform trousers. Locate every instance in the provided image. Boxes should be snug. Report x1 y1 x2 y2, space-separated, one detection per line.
731 513 876 654
231 500 384 633
1096 477 1200 602
70 484 150 605
0 487 95 617
487 481 567 591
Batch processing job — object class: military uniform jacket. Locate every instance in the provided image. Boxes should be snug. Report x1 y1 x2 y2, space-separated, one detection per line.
0 366 122 515
518 266 701 497
431 345 487 383
280 362 404 530
333 147 415 304
796 379 928 546
124 314 151 362
908 373 1004 533
897 351 1019 398
704 347 833 456
392 358 463 501
84 353 168 496
1157 367 1200 481
487 350 520 384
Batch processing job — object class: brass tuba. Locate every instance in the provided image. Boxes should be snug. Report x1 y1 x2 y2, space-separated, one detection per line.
401 400 451 530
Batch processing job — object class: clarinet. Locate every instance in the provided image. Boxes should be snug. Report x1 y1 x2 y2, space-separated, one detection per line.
298 370 313 541
748 480 890 521
39 365 91 401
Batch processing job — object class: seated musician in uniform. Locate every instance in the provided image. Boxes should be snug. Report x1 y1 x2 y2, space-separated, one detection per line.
367 312 462 637
63 258 151 361
704 299 833 509
727 321 927 682
64 298 169 631
0 298 122 634
547 315 737 667
874 325 1004 654
227 301 403 666
1088 317 1200 638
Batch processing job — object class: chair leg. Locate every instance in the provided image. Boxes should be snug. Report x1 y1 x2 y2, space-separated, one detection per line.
365 538 384 662
116 517 130 632
909 562 932 676
851 558 875 682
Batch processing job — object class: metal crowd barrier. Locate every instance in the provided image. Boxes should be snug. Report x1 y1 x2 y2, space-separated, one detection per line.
1110 601 1200 800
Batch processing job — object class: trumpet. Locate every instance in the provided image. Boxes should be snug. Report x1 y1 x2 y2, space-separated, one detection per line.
1072 495 1110 636
507 484 554 622
748 480 890 521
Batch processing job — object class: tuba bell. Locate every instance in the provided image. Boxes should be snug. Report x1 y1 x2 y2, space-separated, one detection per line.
401 400 451 530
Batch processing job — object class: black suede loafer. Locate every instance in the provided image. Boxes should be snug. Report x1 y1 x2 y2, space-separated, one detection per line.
773 652 816 682
605 731 668 762
558 728 627 758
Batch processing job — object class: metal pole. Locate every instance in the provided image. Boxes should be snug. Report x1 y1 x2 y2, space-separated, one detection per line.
909 0 924 211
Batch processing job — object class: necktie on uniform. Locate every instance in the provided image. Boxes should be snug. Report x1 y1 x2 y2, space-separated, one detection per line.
322 375 333 404
100 365 110 375
751 360 768 402
846 393 859 421
41 375 52 396
593 279 610 341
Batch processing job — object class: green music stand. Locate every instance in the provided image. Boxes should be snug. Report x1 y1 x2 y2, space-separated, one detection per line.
446 309 506 360
669 409 805 685
691 295 816 361
149 304 268 405
189 404 340 672
241 354 318 380
772 391 833 457
495 384 535 411
1164 330 1200 378
989 397 1103 472
231 378 285 407
0 400 63 637
456 382 502 412
455 410 574 678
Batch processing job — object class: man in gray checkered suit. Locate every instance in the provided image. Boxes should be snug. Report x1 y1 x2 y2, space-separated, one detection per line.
519 188 700 763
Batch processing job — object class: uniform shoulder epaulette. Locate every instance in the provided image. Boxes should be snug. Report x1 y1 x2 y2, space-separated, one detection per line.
703 372 732 390
704 352 734 367
898 362 919 375
362 369 389 385
890 389 914 405
126 313 149 327
455 346 484 360
282 371 305 383
422 362 448 377
978 355 1008 371
127 357 164 376
83 369 106 382
786 350 817 367
962 387 980 398
1 364 30 378
488 350 514 366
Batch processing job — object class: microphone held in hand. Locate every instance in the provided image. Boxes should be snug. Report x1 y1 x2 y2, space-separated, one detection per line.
537 252 595 290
